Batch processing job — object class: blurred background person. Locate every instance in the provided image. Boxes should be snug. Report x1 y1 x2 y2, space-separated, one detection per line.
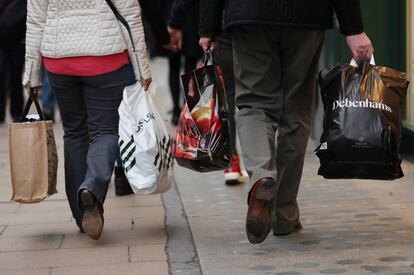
213 32 245 186
167 0 202 125
167 0 245 185
0 0 26 123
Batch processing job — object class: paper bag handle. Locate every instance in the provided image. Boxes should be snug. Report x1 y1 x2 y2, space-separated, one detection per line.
19 88 45 122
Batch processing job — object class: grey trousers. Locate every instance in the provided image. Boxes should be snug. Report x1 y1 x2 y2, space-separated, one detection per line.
48 66 128 222
232 25 324 234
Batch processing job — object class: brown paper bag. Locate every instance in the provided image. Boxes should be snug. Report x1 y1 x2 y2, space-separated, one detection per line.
8 90 58 203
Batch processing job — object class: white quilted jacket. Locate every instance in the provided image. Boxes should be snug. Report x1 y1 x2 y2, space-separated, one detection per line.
23 0 151 87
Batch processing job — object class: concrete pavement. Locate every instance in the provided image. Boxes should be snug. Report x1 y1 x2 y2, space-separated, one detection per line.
1 58 414 275
174 141 414 275
0 120 169 275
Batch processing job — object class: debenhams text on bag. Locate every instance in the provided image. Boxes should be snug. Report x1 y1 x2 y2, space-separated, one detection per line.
332 98 392 113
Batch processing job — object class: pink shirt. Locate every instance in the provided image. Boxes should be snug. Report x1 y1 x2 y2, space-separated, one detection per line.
43 51 129 76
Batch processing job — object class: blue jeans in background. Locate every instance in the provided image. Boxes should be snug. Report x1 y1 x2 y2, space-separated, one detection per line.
41 66 56 116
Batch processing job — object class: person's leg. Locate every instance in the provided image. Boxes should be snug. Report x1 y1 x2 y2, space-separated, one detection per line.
168 55 181 124
0 46 7 122
216 33 244 185
272 28 325 235
232 25 283 243
8 43 25 121
48 72 88 226
114 151 133 196
80 65 128 206
232 25 283 188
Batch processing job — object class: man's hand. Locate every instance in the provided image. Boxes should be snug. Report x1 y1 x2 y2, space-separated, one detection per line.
141 78 152 91
162 42 178 52
168 27 183 50
346 32 374 64
199 37 218 53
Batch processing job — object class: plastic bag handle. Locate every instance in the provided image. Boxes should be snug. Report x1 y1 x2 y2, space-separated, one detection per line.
350 55 376 67
19 88 45 122
201 50 217 67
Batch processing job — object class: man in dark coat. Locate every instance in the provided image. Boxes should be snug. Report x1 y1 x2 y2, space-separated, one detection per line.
140 0 172 48
0 0 27 123
167 0 203 125
199 0 374 244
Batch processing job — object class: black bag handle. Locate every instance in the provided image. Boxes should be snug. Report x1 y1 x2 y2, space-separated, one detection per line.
19 88 45 122
202 50 217 67
105 0 143 79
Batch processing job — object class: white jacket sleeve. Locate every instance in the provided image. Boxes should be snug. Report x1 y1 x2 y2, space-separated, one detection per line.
23 0 48 87
115 0 151 81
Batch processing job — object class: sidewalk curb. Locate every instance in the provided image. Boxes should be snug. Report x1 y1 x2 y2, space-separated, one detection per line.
163 180 202 275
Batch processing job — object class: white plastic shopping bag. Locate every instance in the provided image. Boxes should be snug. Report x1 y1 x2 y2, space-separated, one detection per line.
118 82 173 195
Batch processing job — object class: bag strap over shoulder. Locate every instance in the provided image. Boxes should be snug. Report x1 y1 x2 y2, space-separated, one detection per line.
105 0 143 78
19 88 45 122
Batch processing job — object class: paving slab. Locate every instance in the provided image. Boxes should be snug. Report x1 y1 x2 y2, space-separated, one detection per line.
0 246 128 270
0 202 19 214
0 235 63 252
51 262 168 275
0 269 50 275
129 244 167 262
61 217 166 249
0 210 72 226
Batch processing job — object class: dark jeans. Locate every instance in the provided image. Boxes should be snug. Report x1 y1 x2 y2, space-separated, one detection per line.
216 32 238 155
0 43 24 122
48 66 128 222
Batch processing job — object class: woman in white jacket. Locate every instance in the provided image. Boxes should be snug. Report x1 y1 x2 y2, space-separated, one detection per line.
23 0 151 240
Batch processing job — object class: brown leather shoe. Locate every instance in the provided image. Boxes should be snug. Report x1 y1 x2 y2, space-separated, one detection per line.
246 177 275 244
273 221 303 236
80 189 104 240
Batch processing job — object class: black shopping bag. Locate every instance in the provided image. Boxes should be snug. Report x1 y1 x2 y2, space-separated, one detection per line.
315 58 409 180
173 51 231 172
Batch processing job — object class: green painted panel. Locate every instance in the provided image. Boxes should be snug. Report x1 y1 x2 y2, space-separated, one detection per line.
321 0 412 135
322 0 405 70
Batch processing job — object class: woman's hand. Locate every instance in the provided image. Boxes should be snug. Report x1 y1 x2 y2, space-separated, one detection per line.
24 85 41 98
141 78 152 91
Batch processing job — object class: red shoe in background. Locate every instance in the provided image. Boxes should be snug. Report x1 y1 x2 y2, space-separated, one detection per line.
224 154 246 185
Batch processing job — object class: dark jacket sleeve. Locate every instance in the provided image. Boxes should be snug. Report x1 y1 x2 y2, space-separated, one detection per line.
333 0 364 35
139 0 170 45
168 0 196 29
0 0 15 13
199 0 224 37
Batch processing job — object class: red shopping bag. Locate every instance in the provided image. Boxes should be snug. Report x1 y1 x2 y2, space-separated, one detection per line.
173 51 231 172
